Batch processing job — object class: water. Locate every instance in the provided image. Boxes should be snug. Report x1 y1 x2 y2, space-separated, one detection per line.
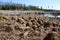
57 15 60 18
44 13 60 18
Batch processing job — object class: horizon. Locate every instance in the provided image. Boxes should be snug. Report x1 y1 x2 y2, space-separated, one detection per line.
0 0 60 10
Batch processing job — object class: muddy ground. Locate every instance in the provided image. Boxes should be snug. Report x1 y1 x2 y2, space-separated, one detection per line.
0 11 60 40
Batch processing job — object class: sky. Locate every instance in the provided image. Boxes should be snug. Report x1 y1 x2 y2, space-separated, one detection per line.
0 0 60 10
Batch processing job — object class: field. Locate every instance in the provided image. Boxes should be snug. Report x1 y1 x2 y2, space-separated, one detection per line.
0 10 60 40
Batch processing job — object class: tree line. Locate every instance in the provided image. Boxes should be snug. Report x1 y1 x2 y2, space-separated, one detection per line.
0 2 41 10
0 2 54 11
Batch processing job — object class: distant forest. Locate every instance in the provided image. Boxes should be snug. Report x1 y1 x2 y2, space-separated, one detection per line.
0 2 54 11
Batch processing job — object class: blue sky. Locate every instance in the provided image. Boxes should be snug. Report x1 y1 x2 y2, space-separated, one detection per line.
0 0 60 10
